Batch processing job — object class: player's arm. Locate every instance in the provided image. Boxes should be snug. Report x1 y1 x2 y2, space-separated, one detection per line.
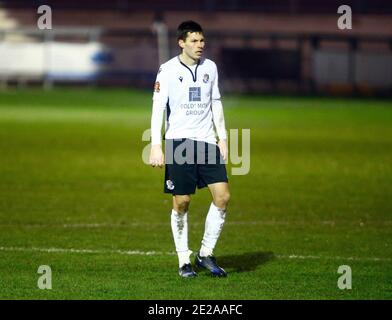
211 65 228 161
149 67 168 168
150 100 165 167
212 99 228 161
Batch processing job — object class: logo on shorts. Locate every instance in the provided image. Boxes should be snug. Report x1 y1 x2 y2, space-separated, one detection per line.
203 74 209 83
189 87 201 101
166 180 175 190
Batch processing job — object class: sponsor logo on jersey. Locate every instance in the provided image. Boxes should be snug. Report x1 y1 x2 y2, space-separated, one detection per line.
189 87 201 101
154 81 160 93
203 73 209 83
166 179 175 190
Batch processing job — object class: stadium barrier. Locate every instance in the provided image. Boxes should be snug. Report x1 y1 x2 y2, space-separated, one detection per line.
0 27 391 96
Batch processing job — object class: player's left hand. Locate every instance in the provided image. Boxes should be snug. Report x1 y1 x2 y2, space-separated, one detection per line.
218 139 228 162
149 144 165 168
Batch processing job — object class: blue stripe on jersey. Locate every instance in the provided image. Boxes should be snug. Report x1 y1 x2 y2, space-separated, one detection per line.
163 99 170 141
166 98 171 121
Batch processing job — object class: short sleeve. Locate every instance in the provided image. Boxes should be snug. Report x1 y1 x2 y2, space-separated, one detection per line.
211 63 221 100
152 65 169 103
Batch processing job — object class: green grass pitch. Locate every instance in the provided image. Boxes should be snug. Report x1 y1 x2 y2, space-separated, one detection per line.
0 88 391 299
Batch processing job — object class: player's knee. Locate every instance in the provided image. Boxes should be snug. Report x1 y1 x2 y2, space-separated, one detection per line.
174 195 191 213
214 191 230 209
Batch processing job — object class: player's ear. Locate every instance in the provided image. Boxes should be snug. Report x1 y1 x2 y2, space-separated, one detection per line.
178 39 185 49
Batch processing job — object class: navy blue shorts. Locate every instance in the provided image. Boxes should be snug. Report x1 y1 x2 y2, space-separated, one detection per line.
164 138 228 195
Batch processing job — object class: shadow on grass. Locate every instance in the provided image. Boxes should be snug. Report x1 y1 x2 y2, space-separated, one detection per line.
218 251 275 273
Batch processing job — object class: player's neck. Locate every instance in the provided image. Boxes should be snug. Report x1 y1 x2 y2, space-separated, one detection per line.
179 52 199 66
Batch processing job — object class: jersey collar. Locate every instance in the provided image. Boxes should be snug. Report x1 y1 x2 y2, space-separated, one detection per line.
177 55 201 83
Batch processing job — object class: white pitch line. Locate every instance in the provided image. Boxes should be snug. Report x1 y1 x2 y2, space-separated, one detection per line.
0 246 175 256
275 254 392 262
0 246 390 262
0 220 391 229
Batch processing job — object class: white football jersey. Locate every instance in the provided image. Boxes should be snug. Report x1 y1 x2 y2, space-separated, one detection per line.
153 56 221 144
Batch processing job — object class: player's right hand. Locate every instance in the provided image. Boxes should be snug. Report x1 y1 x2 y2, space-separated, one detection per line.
149 144 165 168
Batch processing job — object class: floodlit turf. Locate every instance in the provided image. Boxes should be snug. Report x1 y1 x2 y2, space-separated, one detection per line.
0 88 391 299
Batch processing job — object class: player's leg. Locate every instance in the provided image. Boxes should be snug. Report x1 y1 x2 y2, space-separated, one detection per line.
193 140 230 276
209 181 230 210
173 194 191 214
171 194 196 277
201 182 230 255
165 139 198 277
195 182 230 277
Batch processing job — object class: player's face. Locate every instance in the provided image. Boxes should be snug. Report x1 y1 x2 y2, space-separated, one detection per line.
179 32 205 61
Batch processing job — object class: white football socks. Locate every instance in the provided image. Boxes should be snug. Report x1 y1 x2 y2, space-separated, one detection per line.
171 209 191 267
200 202 227 257
171 204 227 266
178 250 193 268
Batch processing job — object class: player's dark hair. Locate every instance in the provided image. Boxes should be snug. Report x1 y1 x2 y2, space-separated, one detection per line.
177 20 203 41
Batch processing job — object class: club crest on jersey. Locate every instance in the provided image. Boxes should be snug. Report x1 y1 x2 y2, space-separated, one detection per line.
203 74 209 83
154 81 160 93
189 87 201 101
179 76 183 82
166 180 175 190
